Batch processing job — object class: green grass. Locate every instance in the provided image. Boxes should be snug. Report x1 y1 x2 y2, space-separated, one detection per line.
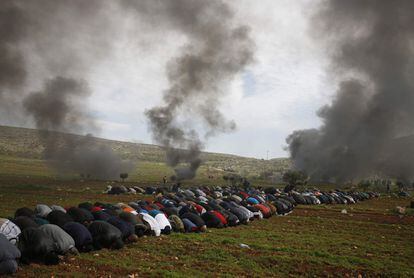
9 197 414 277
0 154 262 185
0 155 54 178
0 134 413 276
0 171 412 277
0 125 291 182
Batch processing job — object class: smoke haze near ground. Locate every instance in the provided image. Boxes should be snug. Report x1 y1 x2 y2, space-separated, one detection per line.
0 1 134 179
286 0 414 183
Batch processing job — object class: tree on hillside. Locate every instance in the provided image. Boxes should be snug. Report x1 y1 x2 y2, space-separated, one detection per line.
120 173 128 182
282 170 308 192
223 174 242 186
358 180 371 191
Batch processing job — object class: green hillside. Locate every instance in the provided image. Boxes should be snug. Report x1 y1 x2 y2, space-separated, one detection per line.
0 125 291 182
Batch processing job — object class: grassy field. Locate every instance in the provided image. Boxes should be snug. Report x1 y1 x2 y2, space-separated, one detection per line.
0 126 413 277
0 125 291 181
0 177 412 277
0 154 265 187
0 172 412 276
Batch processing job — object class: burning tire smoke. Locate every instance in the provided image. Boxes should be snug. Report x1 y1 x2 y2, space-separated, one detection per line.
0 0 254 180
0 1 134 179
23 77 133 179
287 0 414 183
123 0 255 180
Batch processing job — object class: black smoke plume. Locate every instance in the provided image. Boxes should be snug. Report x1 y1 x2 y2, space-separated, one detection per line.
23 77 133 179
287 0 414 183
0 1 134 179
0 1 28 123
123 0 254 180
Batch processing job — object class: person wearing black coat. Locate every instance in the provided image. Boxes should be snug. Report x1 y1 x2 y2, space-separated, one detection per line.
13 216 39 231
67 207 94 225
106 217 138 243
118 212 148 237
280 195 297 206
0 234 20 275
88 221 124 250
47 210 74 227
178 205 198 216
292 193 307 205
201 211 223 228
162 207 179 217
17 227 60 265
216 200 228 210
63 222 94 253
198 202 213 212
78 202 94 211
92 210 111 221
273 199 290 215
227 206 248 224
317 194 330 204
220 210 240 226
118 212 138 225
14 207 35 219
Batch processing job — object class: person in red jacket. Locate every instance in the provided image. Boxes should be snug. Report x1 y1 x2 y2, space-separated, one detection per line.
211 211 227 227
254 204 271 218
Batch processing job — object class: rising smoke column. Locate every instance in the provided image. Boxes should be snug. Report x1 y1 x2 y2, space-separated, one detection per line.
0 1 28 123
23 77 133 179
123 0 254 180
286 0 414 182
0 1 134 179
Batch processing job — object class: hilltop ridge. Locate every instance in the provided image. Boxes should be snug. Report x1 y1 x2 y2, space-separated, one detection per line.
0 125 291 180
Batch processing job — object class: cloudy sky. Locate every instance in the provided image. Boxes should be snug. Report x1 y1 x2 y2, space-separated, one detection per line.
17 0 335 159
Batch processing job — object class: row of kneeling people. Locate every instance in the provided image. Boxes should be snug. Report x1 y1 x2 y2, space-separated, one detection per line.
0 186 377 274
266 189 379 206
0 187 296 274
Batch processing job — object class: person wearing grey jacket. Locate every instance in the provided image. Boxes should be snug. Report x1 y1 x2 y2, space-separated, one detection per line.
0 234 20 275
39 224 78 255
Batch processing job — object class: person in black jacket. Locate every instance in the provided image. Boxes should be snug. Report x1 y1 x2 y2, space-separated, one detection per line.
118 212 148 237
201 211 223 228
67 207 94 226
17 227 60 265
47 210 74 227
92 210 112 221
88 221 124 250
63 222 94 253
13 216 39 231
14 207 35 219
220 210 240 226
106 217 138 243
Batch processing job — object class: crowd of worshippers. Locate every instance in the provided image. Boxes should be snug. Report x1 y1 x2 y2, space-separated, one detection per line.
0 186 378 274
275 190 380 205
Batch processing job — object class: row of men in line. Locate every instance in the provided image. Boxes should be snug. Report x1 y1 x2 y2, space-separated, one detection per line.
0 186 296 274
0 186 378 274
